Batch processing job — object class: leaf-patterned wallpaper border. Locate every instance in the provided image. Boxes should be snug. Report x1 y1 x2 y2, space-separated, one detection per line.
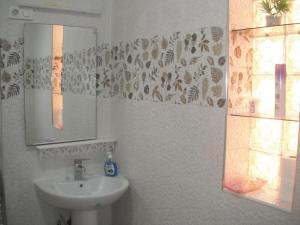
97 26 227 107
23 48 97 96
0 38 23 99
228 30 253 111
1 26 227 108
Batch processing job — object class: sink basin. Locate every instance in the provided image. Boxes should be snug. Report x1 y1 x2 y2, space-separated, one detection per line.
34 175 129 210
34 175 129 225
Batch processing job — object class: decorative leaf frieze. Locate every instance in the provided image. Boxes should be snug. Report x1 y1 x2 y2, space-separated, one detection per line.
2 26 226 108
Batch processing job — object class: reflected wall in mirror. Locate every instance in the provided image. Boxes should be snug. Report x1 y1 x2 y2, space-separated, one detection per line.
24 23 97 145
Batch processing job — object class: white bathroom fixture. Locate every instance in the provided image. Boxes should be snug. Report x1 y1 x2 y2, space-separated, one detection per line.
34 175 129 225
17 2 102 15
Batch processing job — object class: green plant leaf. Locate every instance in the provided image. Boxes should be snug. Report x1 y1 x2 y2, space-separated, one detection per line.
261 0 272 14
260 0 290 15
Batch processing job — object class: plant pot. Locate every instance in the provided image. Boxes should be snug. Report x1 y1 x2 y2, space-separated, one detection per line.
266 15 282 26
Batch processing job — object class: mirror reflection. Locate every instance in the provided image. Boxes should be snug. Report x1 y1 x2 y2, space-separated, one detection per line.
24 23 97 145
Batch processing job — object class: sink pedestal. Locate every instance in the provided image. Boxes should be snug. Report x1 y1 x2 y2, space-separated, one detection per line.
72 209 98 225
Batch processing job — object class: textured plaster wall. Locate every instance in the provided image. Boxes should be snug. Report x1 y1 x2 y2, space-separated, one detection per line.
0 0 114 224
111 1 300 225
0 43 6 225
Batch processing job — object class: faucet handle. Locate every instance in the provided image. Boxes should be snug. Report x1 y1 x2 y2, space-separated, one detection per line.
73 159 89 181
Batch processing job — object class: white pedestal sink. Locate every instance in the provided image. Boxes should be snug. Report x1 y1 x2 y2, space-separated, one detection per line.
34 175 129 225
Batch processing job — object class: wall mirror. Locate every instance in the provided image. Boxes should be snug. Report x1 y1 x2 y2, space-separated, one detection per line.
24 23 97 145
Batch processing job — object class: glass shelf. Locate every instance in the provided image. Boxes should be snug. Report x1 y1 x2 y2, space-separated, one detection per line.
230 112 299 122
248 148 297 159
231 23 300 38
223 187 292 212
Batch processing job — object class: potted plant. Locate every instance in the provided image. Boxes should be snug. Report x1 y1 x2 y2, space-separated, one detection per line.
260 0 290 26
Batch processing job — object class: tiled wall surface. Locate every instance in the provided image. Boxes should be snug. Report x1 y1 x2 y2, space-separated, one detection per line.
0 38 23 100
228 30 253 110
0 24 226 225
1 38 97 98
0 173 6 225
98 27 226 107
1 0 299 225
24 48 97 96
2 26 227 108
0 34 6 225
110 0 300 225
0 0 113 225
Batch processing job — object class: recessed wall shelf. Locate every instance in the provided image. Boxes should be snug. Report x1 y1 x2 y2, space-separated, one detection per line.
36 139 117 158
36 139 116 150
232 23 300 38
223 187 292 212
17 2 102 15
230 112 299 122
224 0 300 212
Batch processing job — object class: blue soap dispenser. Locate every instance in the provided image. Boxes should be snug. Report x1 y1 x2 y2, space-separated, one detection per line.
104 151 118 177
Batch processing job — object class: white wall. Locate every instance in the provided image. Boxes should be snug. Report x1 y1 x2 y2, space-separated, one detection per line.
110 0 300 225
0 0 113 224
1 0 300 224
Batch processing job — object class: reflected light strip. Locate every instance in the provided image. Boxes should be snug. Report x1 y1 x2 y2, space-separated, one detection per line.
52 25 63 130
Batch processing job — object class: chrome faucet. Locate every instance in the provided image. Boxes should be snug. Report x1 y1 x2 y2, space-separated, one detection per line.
74 159 89 180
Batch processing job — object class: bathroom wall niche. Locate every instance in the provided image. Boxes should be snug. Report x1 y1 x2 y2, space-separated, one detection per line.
24 23 97 145
223 0 300 212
